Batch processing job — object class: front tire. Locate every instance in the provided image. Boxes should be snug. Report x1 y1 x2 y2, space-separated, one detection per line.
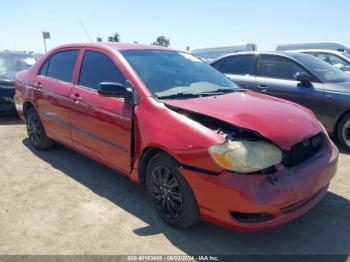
337 113 350 151
146 153 200 229
26 107 54 150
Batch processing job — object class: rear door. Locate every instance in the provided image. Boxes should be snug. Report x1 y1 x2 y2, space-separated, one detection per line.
211 55 257 90
69 49 133 173
255 55 324 117
34 49 80 145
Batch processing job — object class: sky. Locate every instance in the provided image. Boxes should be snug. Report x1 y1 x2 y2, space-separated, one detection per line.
1 0 349 53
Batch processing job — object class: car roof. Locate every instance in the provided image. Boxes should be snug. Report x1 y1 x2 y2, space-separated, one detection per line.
50 42 177 52
192 44 255 52
210 51 308 64
289 49 345 54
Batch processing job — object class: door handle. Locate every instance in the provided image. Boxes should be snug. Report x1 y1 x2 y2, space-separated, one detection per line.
71 94 83 102
256 85 268 92
34 82 43 90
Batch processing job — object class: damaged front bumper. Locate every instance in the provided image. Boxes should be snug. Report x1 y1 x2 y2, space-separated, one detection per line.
179 136 338 232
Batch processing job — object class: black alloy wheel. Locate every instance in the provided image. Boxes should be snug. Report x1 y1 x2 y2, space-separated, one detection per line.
26 107 54 150
146 153 200 229
150 165 183 220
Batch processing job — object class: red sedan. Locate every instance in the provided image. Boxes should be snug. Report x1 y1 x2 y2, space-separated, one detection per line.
15 43 338 231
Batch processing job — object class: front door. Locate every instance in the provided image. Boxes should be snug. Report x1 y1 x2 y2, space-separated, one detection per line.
255 55 324 118
69 49 132 173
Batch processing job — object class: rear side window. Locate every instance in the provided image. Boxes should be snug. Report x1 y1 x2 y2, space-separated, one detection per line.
46 50 79 83
79 50 126 90
39 59 49 76
259 55 307 80
215 55 255 75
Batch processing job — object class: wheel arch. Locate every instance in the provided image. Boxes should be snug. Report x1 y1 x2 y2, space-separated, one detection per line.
137 146 180 184
334 109 350 136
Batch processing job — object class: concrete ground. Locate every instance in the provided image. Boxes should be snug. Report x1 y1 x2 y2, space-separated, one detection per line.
0 115 349 256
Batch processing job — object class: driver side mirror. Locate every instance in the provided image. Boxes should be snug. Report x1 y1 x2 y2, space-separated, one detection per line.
294 72 312 86
98 82 133 98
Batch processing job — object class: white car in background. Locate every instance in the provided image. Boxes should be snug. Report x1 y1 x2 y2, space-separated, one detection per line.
291 49 350 74
276 42 350 54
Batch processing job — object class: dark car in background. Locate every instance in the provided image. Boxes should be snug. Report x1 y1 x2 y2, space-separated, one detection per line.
0 52 36 114
211 52 350 151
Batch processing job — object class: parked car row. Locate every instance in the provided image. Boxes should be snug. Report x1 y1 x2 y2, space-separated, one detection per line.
192 42 350 74
13 43 339 232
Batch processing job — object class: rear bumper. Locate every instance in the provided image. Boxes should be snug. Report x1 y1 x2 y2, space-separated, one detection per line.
179 136 338 232
0 87 16 114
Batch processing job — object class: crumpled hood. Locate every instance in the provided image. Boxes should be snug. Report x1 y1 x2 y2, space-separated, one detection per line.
165 91 321 150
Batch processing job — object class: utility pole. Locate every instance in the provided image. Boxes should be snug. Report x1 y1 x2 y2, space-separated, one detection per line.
42 31 50 53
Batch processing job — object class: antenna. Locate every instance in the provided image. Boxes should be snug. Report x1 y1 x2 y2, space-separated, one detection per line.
80 20 93 43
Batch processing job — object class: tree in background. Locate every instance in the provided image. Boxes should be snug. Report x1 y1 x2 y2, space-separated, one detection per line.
151 36 170 47
108 32 121 42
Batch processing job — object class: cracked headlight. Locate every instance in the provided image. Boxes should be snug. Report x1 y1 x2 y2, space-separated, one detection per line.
209 140 282 173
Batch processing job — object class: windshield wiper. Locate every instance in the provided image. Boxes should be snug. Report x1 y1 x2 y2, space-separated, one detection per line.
198 88 245 95
157 88 246 100
156 92 201 100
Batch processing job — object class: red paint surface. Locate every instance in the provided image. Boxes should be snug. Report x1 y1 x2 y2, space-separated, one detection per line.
14 43 338 231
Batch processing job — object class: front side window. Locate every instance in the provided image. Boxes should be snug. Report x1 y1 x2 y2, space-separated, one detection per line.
121 50 238 99
259 55 307 80
46 50 79 83
314 53 349 70
79 50 126 90
215 55 255 75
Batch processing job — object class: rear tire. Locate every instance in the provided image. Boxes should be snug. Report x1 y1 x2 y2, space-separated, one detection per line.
146 153 200 229
26 107 54 150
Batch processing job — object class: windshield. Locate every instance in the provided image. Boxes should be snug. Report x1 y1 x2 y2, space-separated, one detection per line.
121 50 238 98
0 53 36 75
294 54 350 83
